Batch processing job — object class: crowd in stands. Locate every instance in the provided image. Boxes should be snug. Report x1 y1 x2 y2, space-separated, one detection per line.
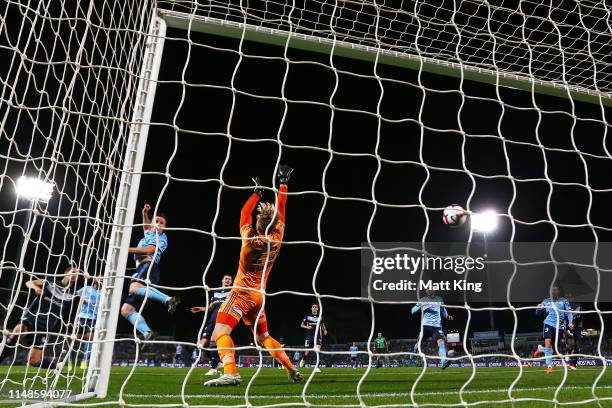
107 335 612 368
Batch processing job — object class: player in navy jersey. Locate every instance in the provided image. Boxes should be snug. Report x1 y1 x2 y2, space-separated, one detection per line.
565 293 582 370
120 204 180 346
191 274 233 376
0 267 79 369
532 284 573 373
299 303 327 372
411 290 454 369
68 277 102 370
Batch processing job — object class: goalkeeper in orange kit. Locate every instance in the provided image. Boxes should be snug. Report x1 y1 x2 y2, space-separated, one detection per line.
204 165 302 387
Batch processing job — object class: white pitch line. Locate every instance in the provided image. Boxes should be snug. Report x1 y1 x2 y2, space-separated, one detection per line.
107 367 607 377
122 384 612 400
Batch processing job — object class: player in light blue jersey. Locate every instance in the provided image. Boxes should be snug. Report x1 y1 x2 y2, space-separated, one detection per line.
349 342 359 369
411 290 454 369
68 277 102 370
121 204 180 346
533 283 573 373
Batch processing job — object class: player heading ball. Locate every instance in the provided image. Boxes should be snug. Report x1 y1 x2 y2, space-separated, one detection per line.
121 204 180 347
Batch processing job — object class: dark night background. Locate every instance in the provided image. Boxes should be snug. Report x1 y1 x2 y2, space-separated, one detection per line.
1 3 612 351
124 27 612 346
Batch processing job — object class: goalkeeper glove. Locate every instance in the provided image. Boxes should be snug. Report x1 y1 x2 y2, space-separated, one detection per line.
252 177 265 197
276 164 293 185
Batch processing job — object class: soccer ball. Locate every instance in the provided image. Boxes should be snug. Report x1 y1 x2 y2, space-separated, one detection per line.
442 204 467 227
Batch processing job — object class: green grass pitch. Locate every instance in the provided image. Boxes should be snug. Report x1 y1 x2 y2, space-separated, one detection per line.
1 366 612 407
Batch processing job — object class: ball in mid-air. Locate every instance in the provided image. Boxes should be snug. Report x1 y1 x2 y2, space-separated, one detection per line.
443 204 467 227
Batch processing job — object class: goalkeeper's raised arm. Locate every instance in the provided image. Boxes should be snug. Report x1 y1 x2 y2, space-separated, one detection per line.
239 166 291 240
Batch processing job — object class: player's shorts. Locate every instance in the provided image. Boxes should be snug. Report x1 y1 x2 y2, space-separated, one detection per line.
543 324 564 340
124 262 161 308
566 327 583 341
375 347 386 355
423 325 445 343
201 304 221 340
216 289 268 335
20 311 59 349
304 334 322 347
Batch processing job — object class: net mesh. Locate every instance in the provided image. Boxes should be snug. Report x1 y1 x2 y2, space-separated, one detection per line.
1 0 612 406
0 0 155 403
159 0 612 94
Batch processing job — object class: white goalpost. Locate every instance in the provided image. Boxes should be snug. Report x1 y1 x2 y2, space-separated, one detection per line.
86 13 167 400
2 0 612 406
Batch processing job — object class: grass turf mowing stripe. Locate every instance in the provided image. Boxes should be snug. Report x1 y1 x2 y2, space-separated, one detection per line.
121 384 612 399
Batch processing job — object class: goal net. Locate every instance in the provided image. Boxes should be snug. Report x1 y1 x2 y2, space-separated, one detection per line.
1 0 612 406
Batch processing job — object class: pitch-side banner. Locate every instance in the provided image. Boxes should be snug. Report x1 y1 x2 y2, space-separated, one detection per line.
361 242 612 302
428 359 610 368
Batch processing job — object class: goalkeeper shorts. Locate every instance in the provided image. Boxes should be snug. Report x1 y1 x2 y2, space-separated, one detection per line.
216 289 268 335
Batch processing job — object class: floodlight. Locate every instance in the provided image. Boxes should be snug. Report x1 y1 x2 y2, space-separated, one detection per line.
15 176 54 202
471 210 498 233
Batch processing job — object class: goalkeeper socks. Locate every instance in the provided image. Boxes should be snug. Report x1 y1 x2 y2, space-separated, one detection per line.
262 336 294 371
210 341 220 367
542 347 553 366
216 334 238 375
125 311 152 336
134 287 170 304
438 342 447 366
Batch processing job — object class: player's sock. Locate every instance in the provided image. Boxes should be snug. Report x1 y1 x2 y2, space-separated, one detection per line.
262 336 294 371
216 334 238 375
542 347 553 366
134 287 170 304
438 342 447 366
569 347 578 366
83 341 91 361
209 341 220 368
70 349 77 363
125 311 152 336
